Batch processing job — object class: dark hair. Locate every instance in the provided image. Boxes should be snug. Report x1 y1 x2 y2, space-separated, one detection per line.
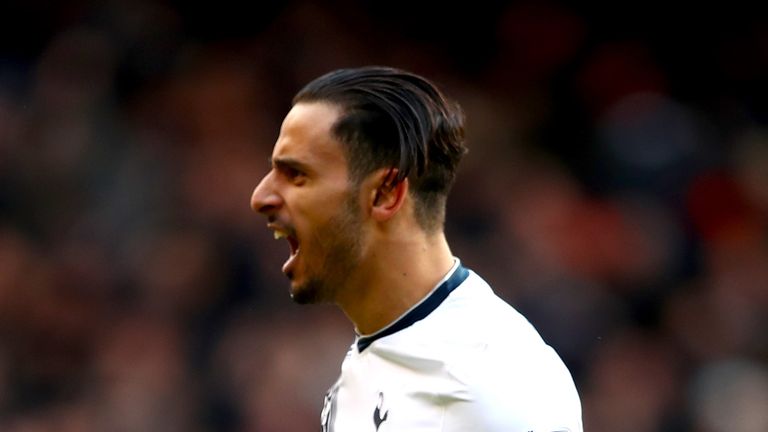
293 66 467 232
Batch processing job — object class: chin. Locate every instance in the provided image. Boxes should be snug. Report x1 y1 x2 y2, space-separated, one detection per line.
289 278 325 305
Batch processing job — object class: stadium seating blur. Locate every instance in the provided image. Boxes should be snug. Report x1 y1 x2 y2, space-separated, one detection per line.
0 1 766 431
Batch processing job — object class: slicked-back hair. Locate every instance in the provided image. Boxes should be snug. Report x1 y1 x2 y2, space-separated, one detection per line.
293 66 467 233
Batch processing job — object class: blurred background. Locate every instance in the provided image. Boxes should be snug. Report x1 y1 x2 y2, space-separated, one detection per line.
1 0 767 431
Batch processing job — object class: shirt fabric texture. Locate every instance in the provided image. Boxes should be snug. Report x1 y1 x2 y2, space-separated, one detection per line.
320 259 583 432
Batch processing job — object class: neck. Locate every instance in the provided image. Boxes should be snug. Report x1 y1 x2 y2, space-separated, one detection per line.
336 229 455 335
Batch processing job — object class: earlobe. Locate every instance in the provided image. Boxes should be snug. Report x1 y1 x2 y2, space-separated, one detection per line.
370 169 408 222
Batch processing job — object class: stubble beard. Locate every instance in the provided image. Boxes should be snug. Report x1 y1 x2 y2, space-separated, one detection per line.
290 191 363 305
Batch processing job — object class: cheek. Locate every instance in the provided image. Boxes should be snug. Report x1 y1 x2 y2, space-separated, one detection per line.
288 193 341 241
293 184 356 220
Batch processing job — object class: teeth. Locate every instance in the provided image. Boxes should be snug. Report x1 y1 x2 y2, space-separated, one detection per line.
274 230 288 240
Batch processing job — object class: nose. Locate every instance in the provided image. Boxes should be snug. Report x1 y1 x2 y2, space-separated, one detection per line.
250 171 282 216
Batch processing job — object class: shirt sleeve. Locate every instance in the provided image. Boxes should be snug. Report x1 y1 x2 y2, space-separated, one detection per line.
439 345 583 432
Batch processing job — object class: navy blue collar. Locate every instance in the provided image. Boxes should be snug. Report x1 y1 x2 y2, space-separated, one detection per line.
356 263 470 352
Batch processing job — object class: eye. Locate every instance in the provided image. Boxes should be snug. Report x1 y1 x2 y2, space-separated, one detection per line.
282 166 307 185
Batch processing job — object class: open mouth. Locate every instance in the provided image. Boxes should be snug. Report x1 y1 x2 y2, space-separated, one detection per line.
273 227 300 275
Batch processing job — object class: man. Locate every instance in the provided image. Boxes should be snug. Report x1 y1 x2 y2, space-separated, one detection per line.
250 66 583 431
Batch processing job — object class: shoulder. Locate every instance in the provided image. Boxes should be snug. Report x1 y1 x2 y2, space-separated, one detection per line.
419 270 545 347
359 268 583 430
374 268 573 385
410 270 584 429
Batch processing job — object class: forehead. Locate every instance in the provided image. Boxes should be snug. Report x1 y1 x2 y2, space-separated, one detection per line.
272 101 347 167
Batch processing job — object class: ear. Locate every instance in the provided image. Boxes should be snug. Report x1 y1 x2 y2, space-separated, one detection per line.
369 168 408 222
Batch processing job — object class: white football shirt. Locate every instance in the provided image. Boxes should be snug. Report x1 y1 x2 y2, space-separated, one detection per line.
321 259 583 432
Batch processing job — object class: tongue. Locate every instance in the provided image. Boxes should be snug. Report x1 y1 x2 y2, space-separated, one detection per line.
282 249 298 275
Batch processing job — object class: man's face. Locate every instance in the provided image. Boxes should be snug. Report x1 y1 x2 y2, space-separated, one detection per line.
251 102 364 304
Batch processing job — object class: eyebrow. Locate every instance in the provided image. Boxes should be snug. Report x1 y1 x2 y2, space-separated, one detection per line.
269 156 312 174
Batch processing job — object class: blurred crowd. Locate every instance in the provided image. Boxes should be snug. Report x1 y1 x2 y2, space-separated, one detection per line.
1 1 767 431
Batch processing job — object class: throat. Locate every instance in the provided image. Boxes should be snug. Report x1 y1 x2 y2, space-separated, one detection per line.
344 263 450 336
338 234 456 335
